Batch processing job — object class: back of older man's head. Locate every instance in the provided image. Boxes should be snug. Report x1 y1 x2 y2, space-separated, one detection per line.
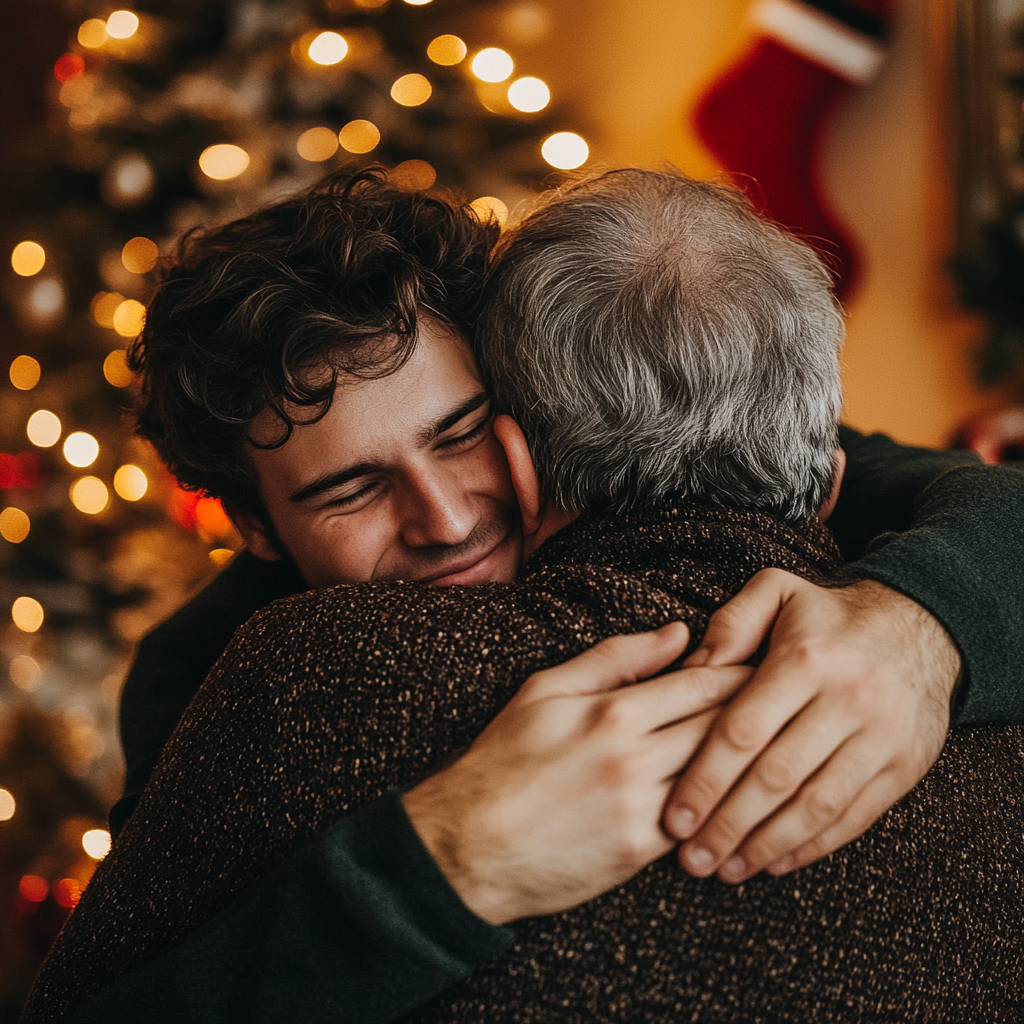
476 168 844 522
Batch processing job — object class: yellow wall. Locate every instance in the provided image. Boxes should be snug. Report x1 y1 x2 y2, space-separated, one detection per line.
521 0 1007 446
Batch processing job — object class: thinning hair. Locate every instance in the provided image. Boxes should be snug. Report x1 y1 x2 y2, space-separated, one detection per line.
476 168 844 521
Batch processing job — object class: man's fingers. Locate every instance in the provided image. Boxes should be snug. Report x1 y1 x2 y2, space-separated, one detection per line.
684 568 796 668
522 622 690 701
617 665 754 733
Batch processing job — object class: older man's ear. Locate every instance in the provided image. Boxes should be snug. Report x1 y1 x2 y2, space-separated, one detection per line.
816 448 847 523
492 414 543 536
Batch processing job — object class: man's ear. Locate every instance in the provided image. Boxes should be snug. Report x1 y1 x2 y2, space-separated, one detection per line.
492 414 542 538
816 447 847 523
228 509 283 562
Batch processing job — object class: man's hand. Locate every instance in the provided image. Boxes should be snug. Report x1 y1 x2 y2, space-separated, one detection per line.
662 570 961 883
403 622 753 925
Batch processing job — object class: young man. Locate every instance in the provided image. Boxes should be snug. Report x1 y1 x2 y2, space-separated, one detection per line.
24 170 1023 1022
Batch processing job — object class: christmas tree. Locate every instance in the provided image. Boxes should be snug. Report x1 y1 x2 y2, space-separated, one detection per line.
0 1 582 1012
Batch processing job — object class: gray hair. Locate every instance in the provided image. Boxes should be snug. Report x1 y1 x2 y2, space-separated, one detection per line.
475 168 844 521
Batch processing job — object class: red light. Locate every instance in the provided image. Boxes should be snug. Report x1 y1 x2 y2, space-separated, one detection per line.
54 877 81 909
54 53 85 83
18 875 48 902
0 451 42 489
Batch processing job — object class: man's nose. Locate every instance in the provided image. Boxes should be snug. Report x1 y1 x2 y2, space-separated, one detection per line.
398 467 477 548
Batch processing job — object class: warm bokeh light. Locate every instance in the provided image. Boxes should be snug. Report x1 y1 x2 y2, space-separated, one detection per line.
209 547 235 566
103 349 133 388
121 236 159 274
113 464 148 501
199 144 250 181
54 878 82 909
297 126 340 162
19 875 47 902
106 10 139 39
508 76 550 112
78 18 108 48
63 432 99 468
91 291 124 328
427 34 466 65
0 507 31 544
391 160 436 191
26 278 65 321
542 131 589 169
11 241 46 277
353 0 389 7
338 119 381 153
103 152 156 207
113 298 146 337
9 355 41 391
9 654 41 691
12 596 44 633
194 496 233 538
54 54 86 84
308 31 348 65
404 0 433 6
70 476 109 515
27 410 61 448
390 73 432 106
82 829 112 860
0 788 14 822
471 48 514 83
470 196 509 226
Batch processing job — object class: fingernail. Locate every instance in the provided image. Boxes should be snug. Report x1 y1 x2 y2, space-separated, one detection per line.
670 807 697 838
767 855 796 876
683 845 715 875
719 855 746 882
686 647 711 667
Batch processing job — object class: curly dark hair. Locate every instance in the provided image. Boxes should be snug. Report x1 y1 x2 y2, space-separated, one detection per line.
128 167 500 517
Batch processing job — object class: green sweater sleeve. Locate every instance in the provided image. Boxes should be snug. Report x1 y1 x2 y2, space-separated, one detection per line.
66 790 514 1024
832 426 1024 725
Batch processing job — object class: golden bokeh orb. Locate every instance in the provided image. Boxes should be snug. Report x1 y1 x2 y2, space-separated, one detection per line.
78 18 108 48
106 10 139 39
63 432 99 469
404 0 433 6
0 507 31 544
308 31 348 66
113 299 146 338
12 596 44 634
391 160 436 192
91 291 124 328
338 120 381 154
113 464 148 501
9 355 41 391
198 144 250 181
0 789 14 822
82 829 112 860
470 196 509 226
9 655 41 691
471 48 514 83
121 237 159 274
508 76 550 112
26 410 61 448
11 241 45 277
296 126 340 162
103 349 133 388
70 476 109 515
209 547 236 567
427 34 466 65
390 73 432 106
541 131 589 169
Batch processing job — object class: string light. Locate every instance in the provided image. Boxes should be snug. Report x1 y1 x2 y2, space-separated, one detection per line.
9 655 41 691
296 127 339 162
353 0 389 7
209 548 235 566
102 153 156 208
308 31 348 66
121 237 159 274
54 54 86 84
91 292 124 328
27 410 61 448
199 144 250 181
113 299 146 337
542 131 589 169
339 120 380 153
471 48 514 83
12 596 44 633
113 464 147 500
78 18 108 48
19 875 47 902
26 278 66 322
70 476 109 515
470 196 509 225
106 11 139 40
427 34 466 65
11 242 45 277
54 878 82 909
0 507 31 544
0 788 14 822
404 0 434 5
391 74 432 106
9 355 41 391
82 829 112 859
103 349 133 387
508 76 550 112
63 432 99 469
391 160 436 191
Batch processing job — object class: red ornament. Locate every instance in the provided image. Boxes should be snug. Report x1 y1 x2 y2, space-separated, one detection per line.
53 53 86 83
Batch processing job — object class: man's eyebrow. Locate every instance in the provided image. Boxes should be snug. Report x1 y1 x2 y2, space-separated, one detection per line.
289 461 383 505
415 391 491 446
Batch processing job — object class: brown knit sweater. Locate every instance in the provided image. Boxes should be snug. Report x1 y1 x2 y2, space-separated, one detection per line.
26 501 1024 1022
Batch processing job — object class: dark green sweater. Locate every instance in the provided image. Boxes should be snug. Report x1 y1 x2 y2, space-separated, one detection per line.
69 429 1021 1024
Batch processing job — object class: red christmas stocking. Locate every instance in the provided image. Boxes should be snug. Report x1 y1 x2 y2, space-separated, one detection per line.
694 0 897 299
